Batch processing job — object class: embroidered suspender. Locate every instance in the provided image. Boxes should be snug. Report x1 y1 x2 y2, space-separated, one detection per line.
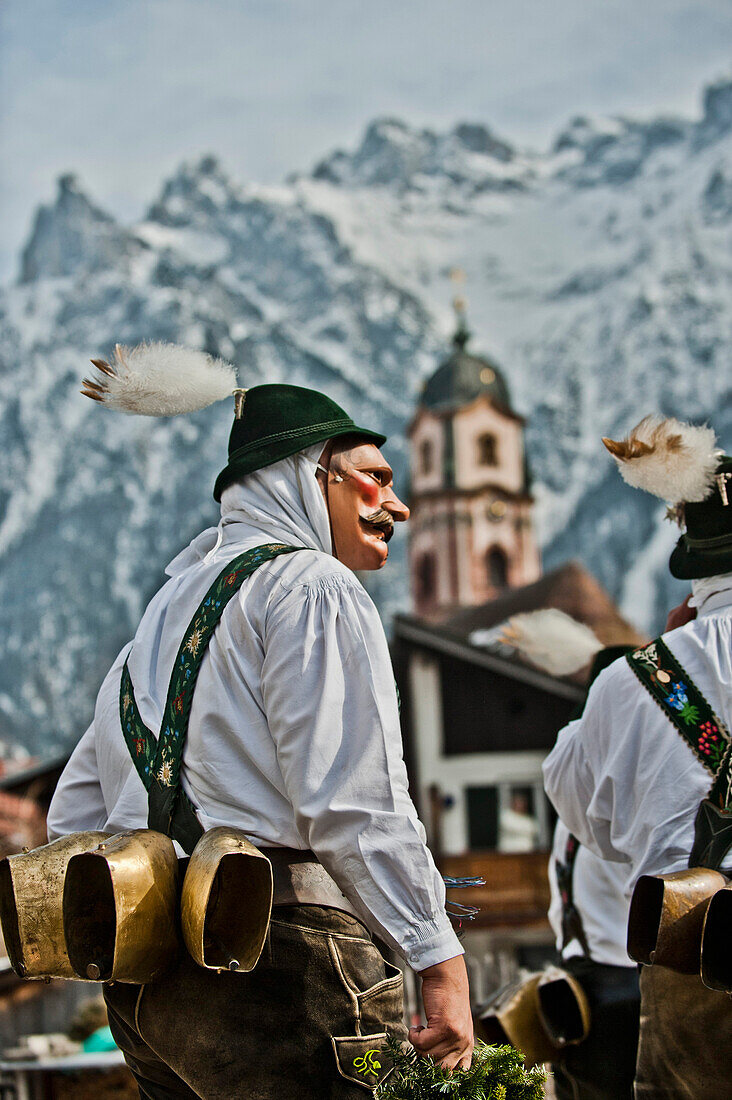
555 832 591 958
120 543 300 853
627 638 732 870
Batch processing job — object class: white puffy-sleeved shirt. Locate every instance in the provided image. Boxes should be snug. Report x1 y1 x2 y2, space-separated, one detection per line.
548 820 634 967
543 585 732 890
48 449 463 971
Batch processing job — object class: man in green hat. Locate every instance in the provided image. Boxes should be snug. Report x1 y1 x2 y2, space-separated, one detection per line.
49 344 473 1099
543 415 732 1098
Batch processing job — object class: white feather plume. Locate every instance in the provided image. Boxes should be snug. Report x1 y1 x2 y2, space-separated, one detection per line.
602 415 720 504
81 342 237 417
500 609 602 677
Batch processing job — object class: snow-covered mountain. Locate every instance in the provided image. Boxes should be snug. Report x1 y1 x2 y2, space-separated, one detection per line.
1 78 731 756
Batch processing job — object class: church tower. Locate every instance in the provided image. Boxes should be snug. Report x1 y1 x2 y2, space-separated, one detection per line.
408 301 540 619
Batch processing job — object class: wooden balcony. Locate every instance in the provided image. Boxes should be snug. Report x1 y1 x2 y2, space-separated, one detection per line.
441 850 551 929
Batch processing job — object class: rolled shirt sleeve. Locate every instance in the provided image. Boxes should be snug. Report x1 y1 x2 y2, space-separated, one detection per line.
261 569 463 969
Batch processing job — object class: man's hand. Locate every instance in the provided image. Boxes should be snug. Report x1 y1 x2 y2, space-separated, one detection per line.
409 954 474 1072
665 595 696 632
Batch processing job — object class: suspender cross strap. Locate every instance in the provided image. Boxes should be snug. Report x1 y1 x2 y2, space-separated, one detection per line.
120 543 300 853
555 832 591 958
627 637 732 870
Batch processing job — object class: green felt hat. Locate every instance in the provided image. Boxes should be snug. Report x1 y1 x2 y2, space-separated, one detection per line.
213 384 386 501
670 455 732 579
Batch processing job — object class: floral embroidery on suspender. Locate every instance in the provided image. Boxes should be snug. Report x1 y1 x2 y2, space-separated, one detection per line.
627 638 732 806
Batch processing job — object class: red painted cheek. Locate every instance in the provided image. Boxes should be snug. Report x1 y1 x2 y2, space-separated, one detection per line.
348 469 380 507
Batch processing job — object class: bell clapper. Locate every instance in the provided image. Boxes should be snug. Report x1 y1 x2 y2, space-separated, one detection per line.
207 931 240 972
86 963 102 980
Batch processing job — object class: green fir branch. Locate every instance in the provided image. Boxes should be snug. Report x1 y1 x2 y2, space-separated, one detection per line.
376 1035 546 1100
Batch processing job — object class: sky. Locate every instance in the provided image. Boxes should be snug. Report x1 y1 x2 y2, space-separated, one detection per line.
1 0 731 280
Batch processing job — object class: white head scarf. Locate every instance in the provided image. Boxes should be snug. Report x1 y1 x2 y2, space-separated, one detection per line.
165 444 331 577
218 443 332 553
689 571 732 613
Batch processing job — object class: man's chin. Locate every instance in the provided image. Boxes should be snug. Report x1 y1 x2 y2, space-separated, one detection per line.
360 535 389 570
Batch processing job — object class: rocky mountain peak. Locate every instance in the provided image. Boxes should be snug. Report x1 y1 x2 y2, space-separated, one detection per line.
146 155 237 227
451 122 513 162
553 112 687 186
698 77 732 143
312 117 435 188
20 173 143 284
311 116 521 194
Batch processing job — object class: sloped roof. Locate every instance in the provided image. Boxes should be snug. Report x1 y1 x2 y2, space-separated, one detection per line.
442 560 646 649
393 613 585 699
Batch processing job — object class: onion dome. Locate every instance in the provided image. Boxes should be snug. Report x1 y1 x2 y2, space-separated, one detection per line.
421 312 511 413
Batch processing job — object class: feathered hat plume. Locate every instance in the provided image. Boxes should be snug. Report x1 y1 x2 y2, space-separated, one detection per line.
500 609 602 678
602 415 720 505
81 342 238 417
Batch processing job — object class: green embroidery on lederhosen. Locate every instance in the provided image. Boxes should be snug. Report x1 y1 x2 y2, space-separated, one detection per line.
627 638 732 809
353 1049 382 1079
119 543 299 802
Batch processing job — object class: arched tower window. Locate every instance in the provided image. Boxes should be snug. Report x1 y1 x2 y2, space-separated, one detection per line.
420 439 434 475
415 553 436 604
477 433 498 466
486 546 508 590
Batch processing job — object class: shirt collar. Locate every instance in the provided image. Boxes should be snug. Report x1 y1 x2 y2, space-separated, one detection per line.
690 573 732 617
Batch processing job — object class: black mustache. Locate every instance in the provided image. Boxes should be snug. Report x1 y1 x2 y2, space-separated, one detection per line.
361 508 394 542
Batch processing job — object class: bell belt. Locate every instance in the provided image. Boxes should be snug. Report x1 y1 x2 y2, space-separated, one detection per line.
178 845 361 921
264 847 362 920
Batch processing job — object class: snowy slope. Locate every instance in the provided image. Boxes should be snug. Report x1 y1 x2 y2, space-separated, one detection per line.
1 80 731 756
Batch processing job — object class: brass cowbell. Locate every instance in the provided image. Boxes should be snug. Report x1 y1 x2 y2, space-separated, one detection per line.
627 867 728 974
181 826 273 973
63 829 180 984
0 832 111 980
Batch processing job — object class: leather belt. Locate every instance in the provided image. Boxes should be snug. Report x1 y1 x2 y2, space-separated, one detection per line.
261 847 361 920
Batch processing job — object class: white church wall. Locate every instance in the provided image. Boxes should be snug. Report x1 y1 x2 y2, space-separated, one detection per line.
452 400 524 495
409 412 445 495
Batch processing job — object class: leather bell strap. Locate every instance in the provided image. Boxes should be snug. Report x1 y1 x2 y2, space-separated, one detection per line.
262 847 361 921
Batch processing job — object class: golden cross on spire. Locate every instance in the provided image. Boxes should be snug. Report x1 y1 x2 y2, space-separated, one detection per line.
449 268 470 349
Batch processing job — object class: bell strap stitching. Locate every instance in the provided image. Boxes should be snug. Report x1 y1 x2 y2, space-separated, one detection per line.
626 638 732 808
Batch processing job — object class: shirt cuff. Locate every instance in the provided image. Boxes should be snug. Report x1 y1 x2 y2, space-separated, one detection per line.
402 917 465 971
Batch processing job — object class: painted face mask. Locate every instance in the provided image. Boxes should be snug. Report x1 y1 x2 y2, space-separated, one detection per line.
315 461 395 543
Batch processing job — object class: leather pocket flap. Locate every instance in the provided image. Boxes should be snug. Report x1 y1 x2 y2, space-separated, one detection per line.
332 1033 395 1090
